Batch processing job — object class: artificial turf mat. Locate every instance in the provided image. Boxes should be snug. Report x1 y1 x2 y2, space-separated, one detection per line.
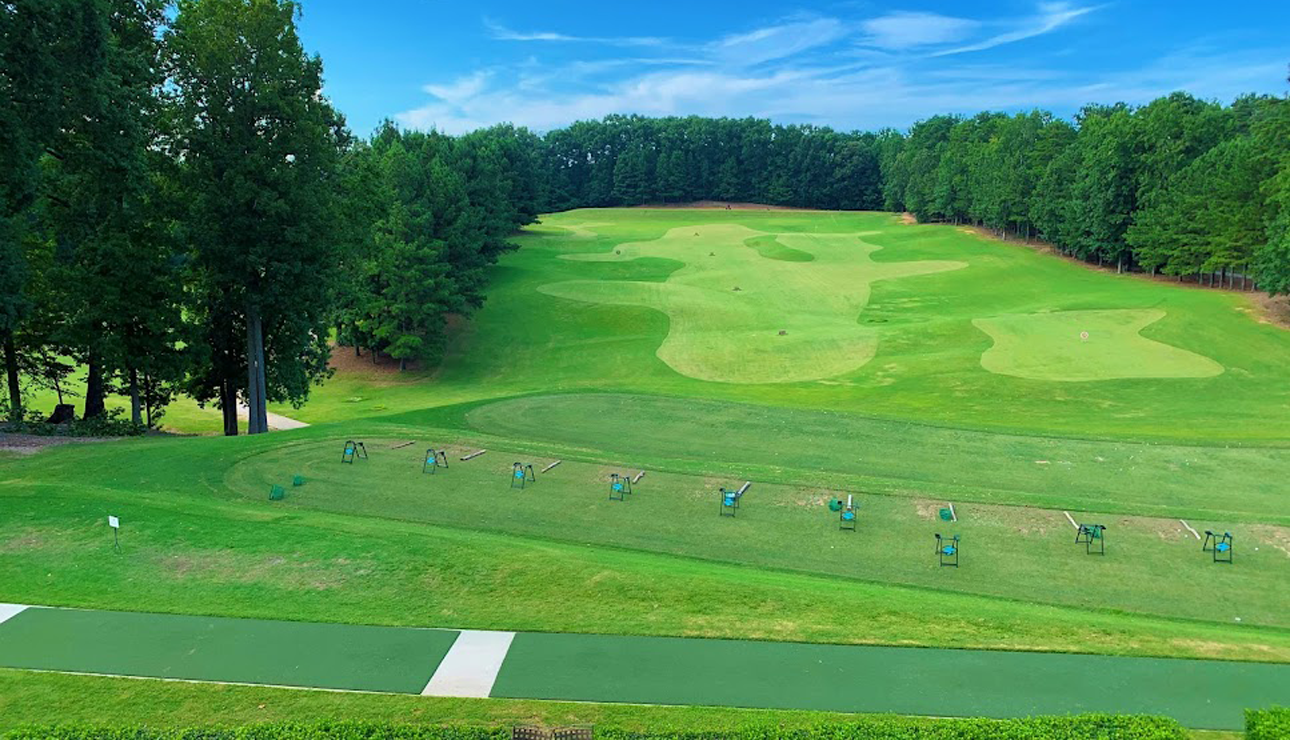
0 607 458 693
489 632 1290 730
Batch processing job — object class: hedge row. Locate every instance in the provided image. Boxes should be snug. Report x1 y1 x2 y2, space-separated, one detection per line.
597 715 1187 739
1246 707 1290 740
3 715 1190 740
2 725 504 740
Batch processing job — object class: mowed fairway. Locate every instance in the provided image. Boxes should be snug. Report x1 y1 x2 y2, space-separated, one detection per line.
541 223 965 383
3 208 1290 727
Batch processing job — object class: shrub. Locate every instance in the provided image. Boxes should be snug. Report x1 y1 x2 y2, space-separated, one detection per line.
3 716 1189 740
596 714 1188 739
1247 707 1290 740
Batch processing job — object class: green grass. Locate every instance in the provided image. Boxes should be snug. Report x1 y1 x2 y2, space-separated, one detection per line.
974 309 1224 381
278 209 1290 442
2 430 1288 664
3 207 1289 727
0 668 907 733
212 434 1289 628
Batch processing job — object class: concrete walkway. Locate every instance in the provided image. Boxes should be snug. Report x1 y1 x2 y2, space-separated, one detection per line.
235 402 310 431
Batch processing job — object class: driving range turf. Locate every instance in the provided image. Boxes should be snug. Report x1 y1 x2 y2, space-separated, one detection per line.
2 208 1288 729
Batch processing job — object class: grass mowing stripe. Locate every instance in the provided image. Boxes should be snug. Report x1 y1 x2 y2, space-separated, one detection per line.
490 632 1290 731
0 607 458 694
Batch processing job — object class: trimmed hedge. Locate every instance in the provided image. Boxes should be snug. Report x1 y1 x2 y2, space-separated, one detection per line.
3 716 1189 740
1247 707 1290 740
2 725 505 740
596 714 1188 739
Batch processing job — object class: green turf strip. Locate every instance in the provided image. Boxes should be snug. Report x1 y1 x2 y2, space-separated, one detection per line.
490 632 1290 731
0 607 457 694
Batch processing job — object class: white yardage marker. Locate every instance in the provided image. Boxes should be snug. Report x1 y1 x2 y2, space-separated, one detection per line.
421 630 515 698
0 603 30 626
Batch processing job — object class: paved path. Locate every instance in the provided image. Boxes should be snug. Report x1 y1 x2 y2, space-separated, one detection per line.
0 603 1285 730
235 402 310 431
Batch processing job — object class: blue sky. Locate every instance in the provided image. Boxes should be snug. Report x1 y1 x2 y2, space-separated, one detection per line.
296 0 1289 137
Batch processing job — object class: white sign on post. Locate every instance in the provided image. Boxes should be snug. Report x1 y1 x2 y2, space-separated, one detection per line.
108 515 120 529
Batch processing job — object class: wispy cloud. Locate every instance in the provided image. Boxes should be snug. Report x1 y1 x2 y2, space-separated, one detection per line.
483 18 667 48
392 5 1284 135
423 71 491 103
933 2 1099 56
862 11 977 49
709 17 849 66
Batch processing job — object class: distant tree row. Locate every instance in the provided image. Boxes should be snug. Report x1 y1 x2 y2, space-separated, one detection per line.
542 116 888 211
879 93 1290 293
3 1 1288 435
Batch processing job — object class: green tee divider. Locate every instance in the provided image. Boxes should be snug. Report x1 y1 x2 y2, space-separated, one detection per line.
2 606 1287 730
490 632 1290 731
0 607 457 694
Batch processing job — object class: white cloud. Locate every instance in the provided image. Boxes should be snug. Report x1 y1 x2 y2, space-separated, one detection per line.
391 6 1284 135
483 18 666 48
422 71 491 103
709 17 849 66
862 11 977 49
397 46 1288 136
933 2 1099 56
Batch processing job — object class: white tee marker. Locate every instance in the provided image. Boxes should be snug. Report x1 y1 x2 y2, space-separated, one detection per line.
421 630 516 698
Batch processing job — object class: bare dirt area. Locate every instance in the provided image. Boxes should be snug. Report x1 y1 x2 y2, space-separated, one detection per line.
328 345 421 377
0 433 120 456
1250 293 1290 330
631 200 831 212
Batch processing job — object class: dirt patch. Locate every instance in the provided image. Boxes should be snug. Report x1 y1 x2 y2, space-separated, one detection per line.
155 550 367 591
0 530 49 553
629 201 833 212
1248 524 1290 558
328 345 421 377
1171 638 1283 661
789 489 836 508
0 433 121 455
913 500 945 521
1249 293 1290 330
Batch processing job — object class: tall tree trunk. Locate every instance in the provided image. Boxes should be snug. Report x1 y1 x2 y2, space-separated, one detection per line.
129 368 142 426
84 356 106 419
254 313 268 432
3 332 21 421
219 377 238 436
245 305 267 434
143 373 153 429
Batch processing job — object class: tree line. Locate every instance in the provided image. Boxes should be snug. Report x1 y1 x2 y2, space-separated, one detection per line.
879 94 1290 292
2 0 1287 435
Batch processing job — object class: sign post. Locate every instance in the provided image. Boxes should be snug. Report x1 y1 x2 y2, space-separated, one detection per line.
108 515 120 553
